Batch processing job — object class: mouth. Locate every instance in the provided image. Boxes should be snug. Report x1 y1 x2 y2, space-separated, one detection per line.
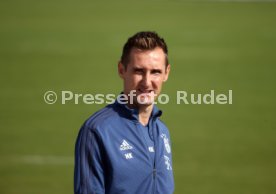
137 89 154 94
136 89 155 104
137 89 156 102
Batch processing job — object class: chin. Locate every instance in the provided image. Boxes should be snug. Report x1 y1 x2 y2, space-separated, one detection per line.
136 95 155 106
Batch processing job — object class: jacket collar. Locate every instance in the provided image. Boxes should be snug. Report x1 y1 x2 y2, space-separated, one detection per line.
112 97 162 122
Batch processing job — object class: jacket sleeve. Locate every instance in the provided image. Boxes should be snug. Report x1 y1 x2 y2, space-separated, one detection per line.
74 124 105 194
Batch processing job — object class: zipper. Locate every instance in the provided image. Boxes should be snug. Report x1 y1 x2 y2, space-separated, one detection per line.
152 118 158 194
153 165 156 194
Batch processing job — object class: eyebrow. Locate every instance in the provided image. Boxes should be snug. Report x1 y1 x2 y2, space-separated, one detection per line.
151 68 162 72
133 67 143 70
132 67 163 73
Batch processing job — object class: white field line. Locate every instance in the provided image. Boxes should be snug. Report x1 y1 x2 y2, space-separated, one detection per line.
18 155 74 165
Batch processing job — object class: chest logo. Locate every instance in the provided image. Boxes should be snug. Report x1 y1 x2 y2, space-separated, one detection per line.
148 146 155 152
161 134 171 154
124 153 133 159
120 139 133 151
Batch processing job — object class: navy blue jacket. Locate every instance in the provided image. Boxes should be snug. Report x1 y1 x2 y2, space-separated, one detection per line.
74 100 174 194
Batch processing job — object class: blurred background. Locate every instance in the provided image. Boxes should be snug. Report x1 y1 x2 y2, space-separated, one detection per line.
0 0 276 193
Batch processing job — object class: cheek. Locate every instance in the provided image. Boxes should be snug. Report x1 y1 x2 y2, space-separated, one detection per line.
132 75 143 83
125 75 140 87
152 79 163 88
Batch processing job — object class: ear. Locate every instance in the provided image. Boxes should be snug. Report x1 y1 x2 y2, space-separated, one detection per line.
163 64 171 82
118 62 126 79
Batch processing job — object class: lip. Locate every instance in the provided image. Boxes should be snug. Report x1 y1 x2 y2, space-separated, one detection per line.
137 89 154 94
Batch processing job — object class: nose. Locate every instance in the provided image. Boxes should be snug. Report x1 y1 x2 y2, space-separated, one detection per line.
141 72 151 88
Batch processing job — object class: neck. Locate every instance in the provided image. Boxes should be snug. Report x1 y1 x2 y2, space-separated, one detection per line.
123 93 154 126
138 104 153 126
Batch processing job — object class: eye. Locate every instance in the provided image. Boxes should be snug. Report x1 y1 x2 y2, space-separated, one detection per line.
151 69 162 75
133 68 144 74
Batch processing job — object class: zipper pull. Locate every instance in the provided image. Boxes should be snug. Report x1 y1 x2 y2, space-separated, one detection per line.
153 168 156 178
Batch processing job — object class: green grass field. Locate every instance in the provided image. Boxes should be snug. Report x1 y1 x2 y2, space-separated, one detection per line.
1 0 276 193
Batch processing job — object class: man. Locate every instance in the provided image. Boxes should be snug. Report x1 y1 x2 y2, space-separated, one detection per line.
74 31 174 194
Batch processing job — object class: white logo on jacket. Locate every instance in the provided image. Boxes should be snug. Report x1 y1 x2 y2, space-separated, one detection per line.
124 153 133 159
120 140 134 159
148 146 154 152
161 134 171 154
120 139 133 151
164 155 172 170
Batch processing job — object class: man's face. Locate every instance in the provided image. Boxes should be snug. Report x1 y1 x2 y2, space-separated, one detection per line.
118 47 170 107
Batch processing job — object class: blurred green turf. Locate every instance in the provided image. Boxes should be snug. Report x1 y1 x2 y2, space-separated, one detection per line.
0 0 276 194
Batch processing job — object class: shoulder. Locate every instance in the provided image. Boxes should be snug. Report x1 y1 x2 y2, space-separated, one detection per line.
156 118 172 136
156 118 169 130
157 118 168 128
83 104 120 133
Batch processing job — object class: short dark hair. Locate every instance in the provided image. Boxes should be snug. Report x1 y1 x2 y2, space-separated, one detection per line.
120 31 169 68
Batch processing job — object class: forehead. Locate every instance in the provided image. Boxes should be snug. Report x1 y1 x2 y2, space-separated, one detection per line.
128 47 166 68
